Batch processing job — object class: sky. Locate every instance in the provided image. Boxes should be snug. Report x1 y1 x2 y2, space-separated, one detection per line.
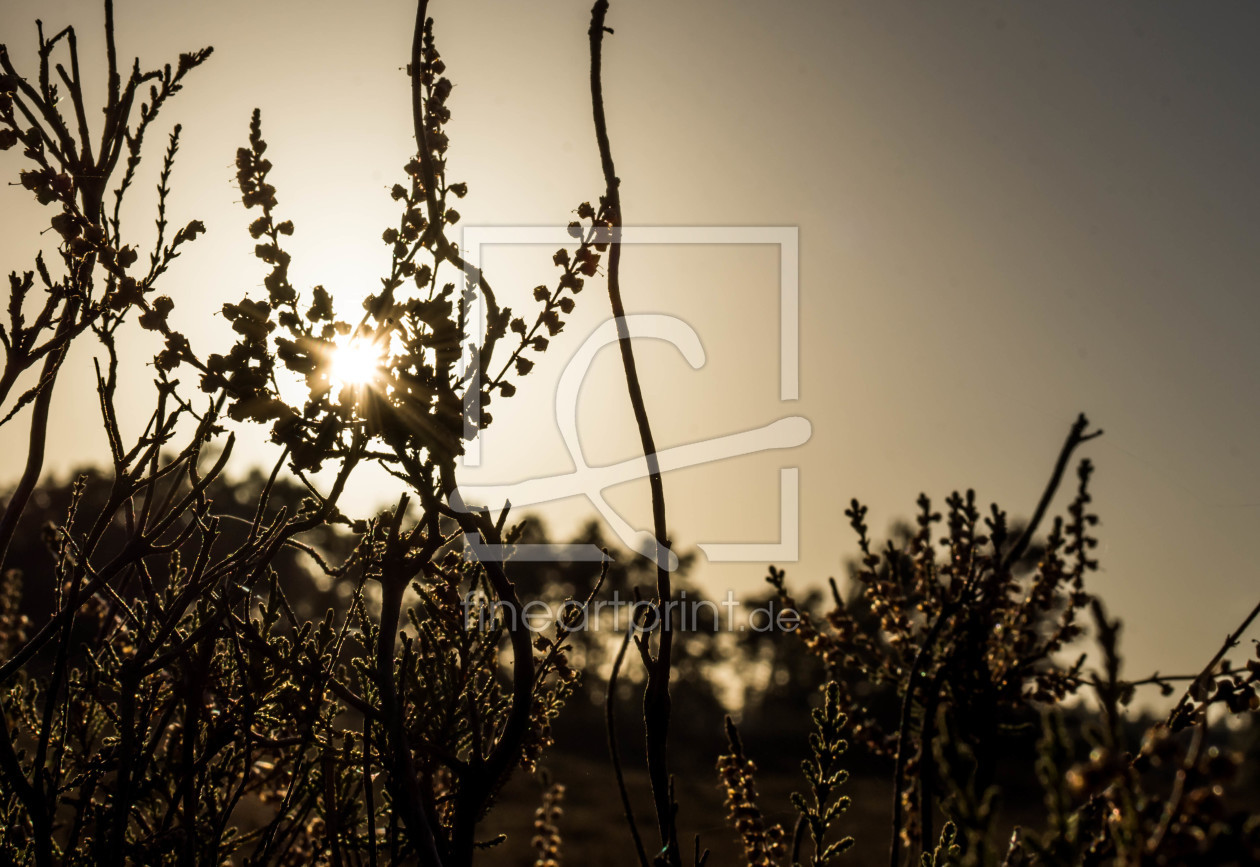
1 0 1258 697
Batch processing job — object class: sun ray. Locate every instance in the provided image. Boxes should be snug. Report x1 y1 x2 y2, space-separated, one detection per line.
329 335 385 391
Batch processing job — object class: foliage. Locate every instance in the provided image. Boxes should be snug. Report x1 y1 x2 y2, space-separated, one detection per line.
761 417 1260 866
0 1 611 864
791 682 855 865
2 2 1259 867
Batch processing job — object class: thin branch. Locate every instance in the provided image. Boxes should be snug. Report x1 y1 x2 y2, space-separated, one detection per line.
589 3 680 862
606 623 651 867
1168 594 1260 727
1001 413 1102 572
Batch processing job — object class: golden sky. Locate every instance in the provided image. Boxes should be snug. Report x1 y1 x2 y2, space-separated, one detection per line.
2 0 1258 691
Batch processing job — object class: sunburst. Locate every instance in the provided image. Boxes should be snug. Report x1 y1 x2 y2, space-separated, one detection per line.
328 335 385 391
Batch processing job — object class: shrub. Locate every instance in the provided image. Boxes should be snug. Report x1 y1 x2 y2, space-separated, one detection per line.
2 3 1258 866
0 1 613 863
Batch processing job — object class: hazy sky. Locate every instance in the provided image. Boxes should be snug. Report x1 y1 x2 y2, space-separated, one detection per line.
2 0 1258 694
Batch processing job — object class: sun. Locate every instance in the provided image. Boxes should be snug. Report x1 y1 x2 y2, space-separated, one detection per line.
329 336 385 389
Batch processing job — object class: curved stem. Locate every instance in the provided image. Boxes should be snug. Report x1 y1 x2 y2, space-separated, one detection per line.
0 303 77 567
589 3 680 862
607 624 651 867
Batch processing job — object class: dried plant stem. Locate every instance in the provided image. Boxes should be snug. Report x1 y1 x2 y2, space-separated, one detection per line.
0 308 76 566
1147 711 1205 856
589 2 681 863
607 624 651 867
889 603 953 867
1002 414 1102 571
375 495 444 867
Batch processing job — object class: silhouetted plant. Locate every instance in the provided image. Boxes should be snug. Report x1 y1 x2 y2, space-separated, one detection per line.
717 681 853 867
4 2 1259 866
764 417 1260 866
0 1 620 864
790 681 856 865
718 715 788 866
